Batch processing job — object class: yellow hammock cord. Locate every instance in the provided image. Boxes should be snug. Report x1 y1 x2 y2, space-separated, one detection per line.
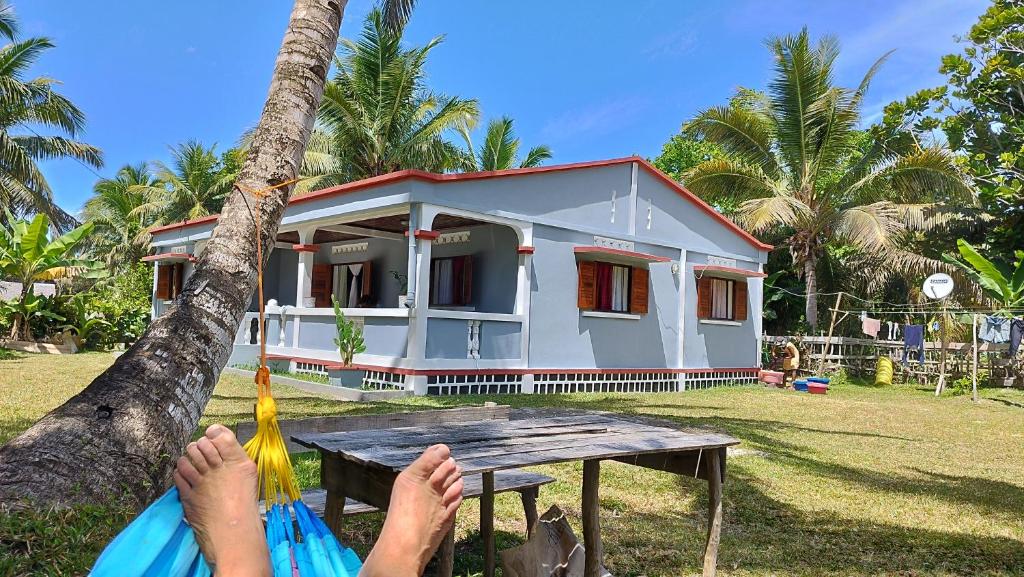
238 178 302 505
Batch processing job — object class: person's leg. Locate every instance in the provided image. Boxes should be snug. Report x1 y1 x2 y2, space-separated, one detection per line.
174 424 270 577
360 444 465 577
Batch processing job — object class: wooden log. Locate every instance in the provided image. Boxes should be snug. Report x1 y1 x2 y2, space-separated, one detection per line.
702 449 723 577
583 459 603 577
438 520 456 577
520 487 539 537
482 471 495 577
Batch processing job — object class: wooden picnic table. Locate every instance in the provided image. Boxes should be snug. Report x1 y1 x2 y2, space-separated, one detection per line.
293 413 738 577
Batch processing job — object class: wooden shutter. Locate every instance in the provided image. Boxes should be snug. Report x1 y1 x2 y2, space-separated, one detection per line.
360 260 373 299
577 261 596 310
155 264 171 300
696 276 713 319
629 266 649 314
734 280 748 321
172 263 184 298
311 264 332 308
460 255 473 305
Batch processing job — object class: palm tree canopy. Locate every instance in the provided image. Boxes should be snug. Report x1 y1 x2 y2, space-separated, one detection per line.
81 163 162 270
307 8 478 189
0 1 102 230
141 141 236 224
463 116 552 172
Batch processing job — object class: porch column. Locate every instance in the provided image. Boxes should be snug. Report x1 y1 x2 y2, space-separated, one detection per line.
294 227 317 308
406 205 439 395
150 261 160 319
516 225 535 392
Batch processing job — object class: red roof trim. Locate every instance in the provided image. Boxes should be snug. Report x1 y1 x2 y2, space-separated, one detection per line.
516 246 536 255
291 244 319 253
141 252 195 263
573 246 672 263
149 156 773 251
263 354 758 376
693 265 768 278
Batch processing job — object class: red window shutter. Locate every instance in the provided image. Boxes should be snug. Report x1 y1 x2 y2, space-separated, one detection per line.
155 265 170 300
629 266 649 314
311 264 332 307
360 260 373 299
172 263 184 298
697 276 713 319
577 261 596 310
460 255 473 305
734 280 748 321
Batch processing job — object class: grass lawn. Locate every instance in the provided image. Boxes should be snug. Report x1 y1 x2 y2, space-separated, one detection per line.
2 351 1024 576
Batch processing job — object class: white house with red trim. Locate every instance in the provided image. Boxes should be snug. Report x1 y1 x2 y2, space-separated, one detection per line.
145 156 770 395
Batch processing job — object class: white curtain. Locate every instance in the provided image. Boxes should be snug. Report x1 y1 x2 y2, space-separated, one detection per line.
712 279 732 319
332 265 347 306
433 259 454 305
611 266 629 312
347 263 363 308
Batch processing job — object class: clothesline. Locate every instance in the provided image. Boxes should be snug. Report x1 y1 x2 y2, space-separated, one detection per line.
832 307 1024 315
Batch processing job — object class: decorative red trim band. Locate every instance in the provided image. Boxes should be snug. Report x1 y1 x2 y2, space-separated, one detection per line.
573 246 672 263
404 229 440 240
693 265 767 278
291 244 319 253
516 246 536 255
141 252 195 263
148 156 773 252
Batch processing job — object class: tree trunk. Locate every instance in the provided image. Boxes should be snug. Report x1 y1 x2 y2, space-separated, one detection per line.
804 257 818 332
0 0 345 510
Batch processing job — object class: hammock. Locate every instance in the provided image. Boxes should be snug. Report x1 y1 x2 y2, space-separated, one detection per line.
91 180 361 576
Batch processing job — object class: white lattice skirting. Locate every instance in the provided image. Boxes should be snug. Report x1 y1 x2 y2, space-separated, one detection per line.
362 370 407 390
426 374 524 396
683 370 759 389
533 372 680 394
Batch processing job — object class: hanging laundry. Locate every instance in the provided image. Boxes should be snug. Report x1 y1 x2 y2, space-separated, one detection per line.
861 316 881 337
1010 318 1024 357
902 324 925 366
980 315 1012 344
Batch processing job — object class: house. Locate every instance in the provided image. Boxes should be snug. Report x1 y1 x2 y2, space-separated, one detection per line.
145 156 771 395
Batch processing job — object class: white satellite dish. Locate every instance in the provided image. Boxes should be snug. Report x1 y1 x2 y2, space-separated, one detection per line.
922 273 954 300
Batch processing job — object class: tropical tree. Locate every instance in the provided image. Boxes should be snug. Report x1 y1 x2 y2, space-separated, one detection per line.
0 212 93 340
305 8 478 189
0 0 343 509
462 116 551 171
0 1 102 230
944 239 1024 311
139 141 237 224
81 163 162 271
683 29 971 330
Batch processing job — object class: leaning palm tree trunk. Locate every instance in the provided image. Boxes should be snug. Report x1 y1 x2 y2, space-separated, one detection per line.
0 0 345 509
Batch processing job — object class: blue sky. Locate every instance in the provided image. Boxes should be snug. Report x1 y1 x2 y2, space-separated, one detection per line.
20 0 987 215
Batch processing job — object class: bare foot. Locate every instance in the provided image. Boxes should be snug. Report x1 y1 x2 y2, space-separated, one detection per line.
173 424 270 577
360 444 464 577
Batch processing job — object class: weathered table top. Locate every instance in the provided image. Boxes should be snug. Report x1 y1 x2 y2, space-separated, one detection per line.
293 413 739 475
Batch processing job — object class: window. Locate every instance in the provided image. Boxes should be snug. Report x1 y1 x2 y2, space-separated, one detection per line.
430 255 473 307
311 260 373 308
577 261 649 315
696 275 748 322
155 262 184 301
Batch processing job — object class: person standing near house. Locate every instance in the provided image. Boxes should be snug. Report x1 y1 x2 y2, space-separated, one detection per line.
783 340 800 386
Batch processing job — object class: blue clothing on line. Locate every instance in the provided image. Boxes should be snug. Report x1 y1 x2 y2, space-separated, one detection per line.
1010 318 1023 357
980 315 1012 344
902 324 925 366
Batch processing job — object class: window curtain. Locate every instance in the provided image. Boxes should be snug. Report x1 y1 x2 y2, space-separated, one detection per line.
332 265 348 305
596 262 613 311
611 266 629 312
347 263 363 308
712 279 729 319
433 258 454 305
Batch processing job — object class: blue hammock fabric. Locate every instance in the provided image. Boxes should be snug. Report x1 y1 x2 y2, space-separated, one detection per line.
90 488 361 576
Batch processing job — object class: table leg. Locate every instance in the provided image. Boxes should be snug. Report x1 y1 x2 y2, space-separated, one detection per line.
322 454 347 536
582 459 603 577
437 515 456 577
702 449 723 577
520 487 539 537
481 472 495 577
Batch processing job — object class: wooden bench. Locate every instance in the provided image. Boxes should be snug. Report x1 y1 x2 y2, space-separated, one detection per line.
236 405 555 533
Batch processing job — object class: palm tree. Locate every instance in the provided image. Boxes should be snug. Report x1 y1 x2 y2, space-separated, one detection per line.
82 163 162 270
462 116 552 171
308 8 478 188
0 1 102 230
683 29 971 330
143 141 236 224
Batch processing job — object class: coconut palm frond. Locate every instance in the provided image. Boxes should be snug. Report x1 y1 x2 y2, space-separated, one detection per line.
736 193 812 233
834 201 902 251
683 158 777 204
685 105 780 177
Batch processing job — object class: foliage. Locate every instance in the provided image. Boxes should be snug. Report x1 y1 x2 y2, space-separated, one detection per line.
82 163 163 272
301 9 478 191
0 291 62 340
880 0 1024 262
943 239 1024 311
332 294 365 366
682 28 972 330
79 262 152 348
0 0 102 230
389 269 408 293
0 213 95 340
137 141 237 224
461 116 551 171
56 292 110 350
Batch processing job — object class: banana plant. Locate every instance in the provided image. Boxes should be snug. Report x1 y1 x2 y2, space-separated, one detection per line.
0 212 95 341
59 294 111 350
942 239 1024 313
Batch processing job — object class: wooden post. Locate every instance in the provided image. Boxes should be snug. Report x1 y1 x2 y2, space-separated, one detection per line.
818 293 843 375
582 459 603 577
438 522 456 577
935 302 949 396
520 488 539 537
702 449 723 577
322 455 346 536
972 313 979 403
481 472 495 577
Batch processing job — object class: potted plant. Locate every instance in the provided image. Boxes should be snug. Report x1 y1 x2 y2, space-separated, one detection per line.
390 270 409 307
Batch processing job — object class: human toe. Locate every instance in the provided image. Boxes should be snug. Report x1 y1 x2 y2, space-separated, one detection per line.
442 477 464 507
196 437 223 469
177 455 201 487
407 444 451 479
205 424 250 464
186 442 209 474
429 457 457 490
